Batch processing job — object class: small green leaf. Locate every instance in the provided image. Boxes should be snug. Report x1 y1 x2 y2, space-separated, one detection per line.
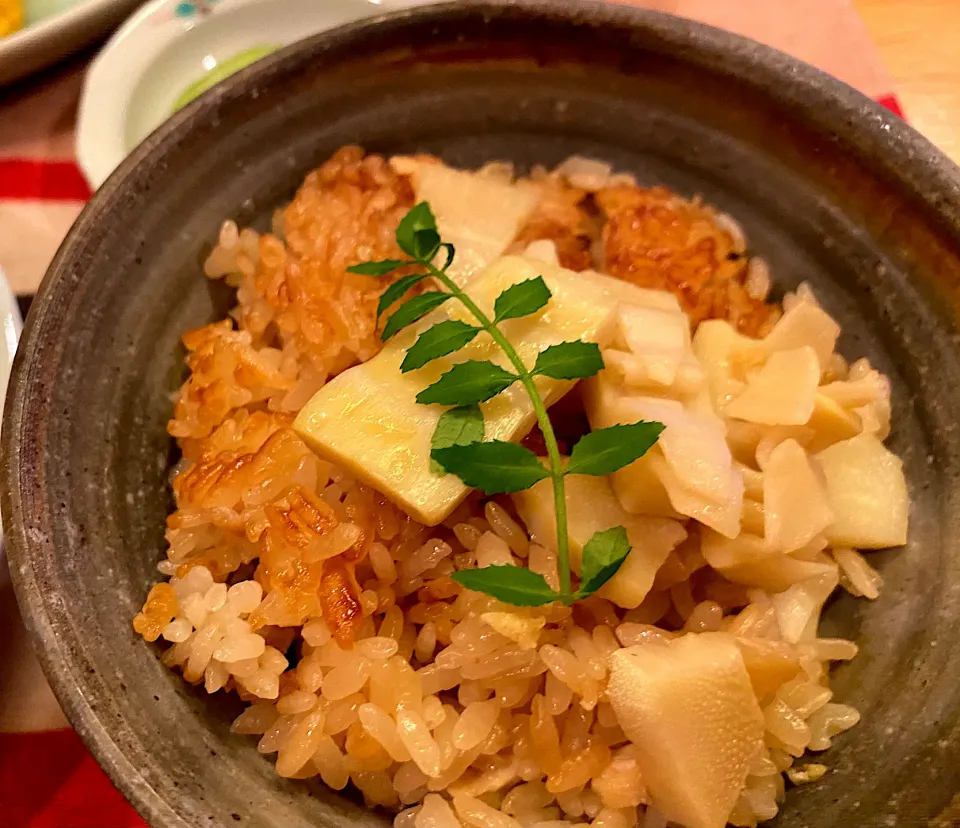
396 202 439 259
565 421 665 477
381 292 451 341
576 526 631 597
414 229 441 261
431 440 549 494
430 405 485 474
348 259 408 277
493 276 552 322
440 243 456 270
416 361 516 406
451 566 559 607
401 321 480 373
533 341 604 380
376 273 428 318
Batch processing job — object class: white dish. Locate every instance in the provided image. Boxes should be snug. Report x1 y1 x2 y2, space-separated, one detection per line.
0 268 22 394
0 0 141 86
76 0 433 189
0 264 22 546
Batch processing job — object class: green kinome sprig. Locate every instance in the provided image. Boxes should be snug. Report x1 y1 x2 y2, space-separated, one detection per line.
348 203 664 607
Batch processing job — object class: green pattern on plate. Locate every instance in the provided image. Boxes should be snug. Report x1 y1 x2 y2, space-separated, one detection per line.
24 0 83 27
173 44 278 112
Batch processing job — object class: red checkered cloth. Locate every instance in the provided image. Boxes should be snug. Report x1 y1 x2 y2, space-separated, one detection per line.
0 2 904 826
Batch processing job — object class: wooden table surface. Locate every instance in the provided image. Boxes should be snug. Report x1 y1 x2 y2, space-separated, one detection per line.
855 0 960 163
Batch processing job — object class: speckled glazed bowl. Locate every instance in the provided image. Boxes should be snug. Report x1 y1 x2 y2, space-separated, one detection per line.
5 3 960 827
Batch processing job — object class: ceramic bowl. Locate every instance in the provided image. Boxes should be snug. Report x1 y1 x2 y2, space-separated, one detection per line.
6 3 960 827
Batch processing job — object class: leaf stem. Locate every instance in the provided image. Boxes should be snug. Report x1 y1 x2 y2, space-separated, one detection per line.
426 262 573 603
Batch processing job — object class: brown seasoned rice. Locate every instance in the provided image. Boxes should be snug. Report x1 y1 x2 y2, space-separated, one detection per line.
134 147 880 828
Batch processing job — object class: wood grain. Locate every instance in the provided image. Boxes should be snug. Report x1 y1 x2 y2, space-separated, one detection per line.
855 0 960 162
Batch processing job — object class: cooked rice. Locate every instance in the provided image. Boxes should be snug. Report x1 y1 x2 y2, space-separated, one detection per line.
133 146 894 828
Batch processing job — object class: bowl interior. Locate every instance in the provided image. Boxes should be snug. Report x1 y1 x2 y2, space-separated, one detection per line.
6 4 960 828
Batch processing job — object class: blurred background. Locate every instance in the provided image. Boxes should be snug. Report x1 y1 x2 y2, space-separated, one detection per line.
0 0 956 825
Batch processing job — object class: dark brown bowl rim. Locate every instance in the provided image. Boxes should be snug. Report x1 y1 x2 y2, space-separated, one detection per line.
4 1 960 826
